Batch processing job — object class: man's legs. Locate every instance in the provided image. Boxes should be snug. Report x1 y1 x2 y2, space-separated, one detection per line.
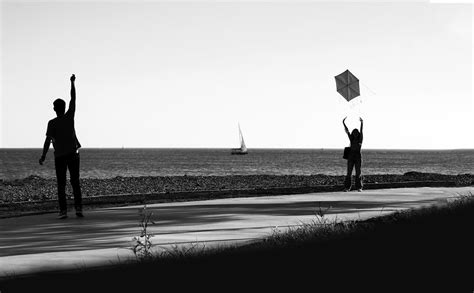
54 156 68 217
68 152 83 215
344 159 355 190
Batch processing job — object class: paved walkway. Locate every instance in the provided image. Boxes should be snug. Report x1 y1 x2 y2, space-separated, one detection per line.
0 186 472 278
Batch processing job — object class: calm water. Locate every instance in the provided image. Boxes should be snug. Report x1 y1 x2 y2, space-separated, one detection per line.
1 148 473 180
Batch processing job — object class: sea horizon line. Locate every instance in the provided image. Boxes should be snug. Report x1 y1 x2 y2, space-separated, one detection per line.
1 147 473 151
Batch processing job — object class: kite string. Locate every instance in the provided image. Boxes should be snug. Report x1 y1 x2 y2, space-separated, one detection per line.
353 80 373 118
349 99 363 118
360 81 376 96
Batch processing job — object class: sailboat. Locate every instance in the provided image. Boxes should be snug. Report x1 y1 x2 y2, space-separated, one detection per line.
231 124 248 155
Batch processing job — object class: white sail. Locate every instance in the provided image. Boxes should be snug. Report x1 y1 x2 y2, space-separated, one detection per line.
239 124 247 152
232 123 248 155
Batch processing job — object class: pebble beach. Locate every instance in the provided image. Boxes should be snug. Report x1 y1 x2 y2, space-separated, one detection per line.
1 172 472 204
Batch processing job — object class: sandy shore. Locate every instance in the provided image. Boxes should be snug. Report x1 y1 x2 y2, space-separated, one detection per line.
1 172 472 204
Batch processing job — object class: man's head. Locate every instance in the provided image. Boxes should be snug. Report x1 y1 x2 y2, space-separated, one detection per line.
53 98 66 116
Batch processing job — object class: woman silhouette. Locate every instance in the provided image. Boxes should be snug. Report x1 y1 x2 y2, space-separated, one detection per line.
343 117 363 192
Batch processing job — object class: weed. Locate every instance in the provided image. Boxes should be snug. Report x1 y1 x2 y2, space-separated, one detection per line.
160 242 207 259
131 205 155 260
265 202 340 246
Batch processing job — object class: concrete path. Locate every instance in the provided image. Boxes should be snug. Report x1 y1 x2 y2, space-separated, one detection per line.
0 186 472 278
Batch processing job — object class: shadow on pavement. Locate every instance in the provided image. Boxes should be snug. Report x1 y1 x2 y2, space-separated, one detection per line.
0 196 447 256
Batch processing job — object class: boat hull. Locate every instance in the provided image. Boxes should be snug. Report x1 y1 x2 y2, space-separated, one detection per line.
231 149 248 155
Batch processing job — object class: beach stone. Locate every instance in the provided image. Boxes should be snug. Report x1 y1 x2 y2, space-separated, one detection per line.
0 173 472 204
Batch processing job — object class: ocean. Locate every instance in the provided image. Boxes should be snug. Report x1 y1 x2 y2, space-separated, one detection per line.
1 148 473 181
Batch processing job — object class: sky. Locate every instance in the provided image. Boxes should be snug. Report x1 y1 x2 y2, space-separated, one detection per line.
1 1 473 149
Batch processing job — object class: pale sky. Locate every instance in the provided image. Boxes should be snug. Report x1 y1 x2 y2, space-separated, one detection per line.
1 1 473 149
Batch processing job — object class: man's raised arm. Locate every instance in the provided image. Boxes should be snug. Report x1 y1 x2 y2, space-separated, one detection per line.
68 74 76 114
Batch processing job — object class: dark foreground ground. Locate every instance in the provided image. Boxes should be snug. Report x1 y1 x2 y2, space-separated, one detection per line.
1 193 473 292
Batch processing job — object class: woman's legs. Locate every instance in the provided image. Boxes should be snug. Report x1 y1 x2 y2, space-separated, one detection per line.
355 158 363 190
344 159 355 190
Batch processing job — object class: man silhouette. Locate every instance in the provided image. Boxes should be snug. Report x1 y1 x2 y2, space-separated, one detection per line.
39 74 83 219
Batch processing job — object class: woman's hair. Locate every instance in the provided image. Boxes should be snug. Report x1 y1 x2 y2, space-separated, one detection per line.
351 129 360 139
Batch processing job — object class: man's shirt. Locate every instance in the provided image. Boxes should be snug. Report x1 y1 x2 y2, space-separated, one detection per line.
46 108 81 158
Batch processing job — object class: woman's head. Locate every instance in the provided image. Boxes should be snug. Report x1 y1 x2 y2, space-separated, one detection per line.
351 129 360 139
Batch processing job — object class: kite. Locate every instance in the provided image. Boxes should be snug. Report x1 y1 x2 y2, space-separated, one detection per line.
335 70 360 102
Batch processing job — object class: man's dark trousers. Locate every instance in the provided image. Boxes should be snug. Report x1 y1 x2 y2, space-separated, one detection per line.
54 151 82 212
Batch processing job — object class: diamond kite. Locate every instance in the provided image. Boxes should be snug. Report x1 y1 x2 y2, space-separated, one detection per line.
335 69 360 102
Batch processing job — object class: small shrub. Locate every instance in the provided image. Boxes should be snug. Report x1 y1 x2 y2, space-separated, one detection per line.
131 205 155 260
